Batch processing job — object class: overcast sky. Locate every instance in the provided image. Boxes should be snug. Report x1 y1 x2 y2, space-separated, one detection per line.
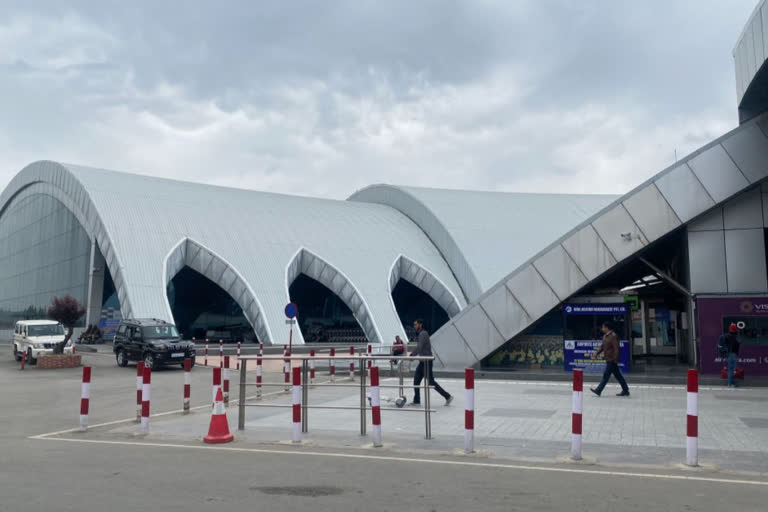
0 1 759 199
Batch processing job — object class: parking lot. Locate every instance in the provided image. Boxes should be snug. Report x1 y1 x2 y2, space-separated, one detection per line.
3 345 768 512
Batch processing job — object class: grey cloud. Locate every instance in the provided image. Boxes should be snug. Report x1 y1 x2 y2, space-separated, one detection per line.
0 0 760 200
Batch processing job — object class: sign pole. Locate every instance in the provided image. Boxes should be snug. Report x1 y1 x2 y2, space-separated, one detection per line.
284 302 299 356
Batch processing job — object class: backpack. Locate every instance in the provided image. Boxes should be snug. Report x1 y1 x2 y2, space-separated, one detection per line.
717 334 729 357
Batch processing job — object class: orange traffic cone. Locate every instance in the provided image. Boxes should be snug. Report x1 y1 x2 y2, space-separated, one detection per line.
204 387 234 444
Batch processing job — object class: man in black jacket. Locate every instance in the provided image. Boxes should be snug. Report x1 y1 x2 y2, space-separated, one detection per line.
410 319 453 406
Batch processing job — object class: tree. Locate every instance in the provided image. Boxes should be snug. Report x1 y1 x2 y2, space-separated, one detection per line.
48 295 86 355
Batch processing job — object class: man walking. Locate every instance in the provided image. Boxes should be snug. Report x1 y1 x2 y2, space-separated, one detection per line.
410 319 453 406
590 321 630 397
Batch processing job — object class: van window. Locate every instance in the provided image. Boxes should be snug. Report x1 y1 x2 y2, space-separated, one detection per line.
117 325 127 336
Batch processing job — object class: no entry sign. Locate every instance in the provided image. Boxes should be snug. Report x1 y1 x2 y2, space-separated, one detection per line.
284 302 298 319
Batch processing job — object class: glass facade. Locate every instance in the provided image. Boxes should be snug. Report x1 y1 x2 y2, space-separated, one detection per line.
0 193 91 329
391 279 449 341
289 273 366 343
167 266 253 342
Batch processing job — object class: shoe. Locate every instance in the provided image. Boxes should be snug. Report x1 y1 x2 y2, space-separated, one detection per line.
445 396 454 406
616 391 630 397
590 388 601 397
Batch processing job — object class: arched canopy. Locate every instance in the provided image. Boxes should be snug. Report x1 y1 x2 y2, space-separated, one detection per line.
389 255 463 319
286 247 382 343
164 238 271 343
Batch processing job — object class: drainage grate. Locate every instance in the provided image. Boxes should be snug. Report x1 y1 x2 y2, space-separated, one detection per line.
740 417 768 429
482 408 556 419
251 486 344 497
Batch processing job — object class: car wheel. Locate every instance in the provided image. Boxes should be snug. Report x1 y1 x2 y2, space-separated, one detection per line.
13 345 21 362
27 348 37 365
116 349 128 367
143 353 154 370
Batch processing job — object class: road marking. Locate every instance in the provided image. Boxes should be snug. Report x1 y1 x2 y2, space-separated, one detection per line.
31 436 768 487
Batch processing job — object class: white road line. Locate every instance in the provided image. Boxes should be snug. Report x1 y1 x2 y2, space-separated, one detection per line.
31 436 768 487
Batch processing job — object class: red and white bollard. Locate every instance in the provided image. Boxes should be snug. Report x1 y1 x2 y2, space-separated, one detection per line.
256 355 263 399
136 361 144 422
223 356 230 406
310 349 316 386
284 349 291 392
686 369 698 466
20 351 26 371
204 339 209 366
212 367 222 403
292 367 302 443
329 348 336 382
236 341 241 370
259 342 264 357
141 366 151 435
219 339 224 368
79 366 92 432
464 368 474 453
349 346 355 378
571 369 584 460
367 344 373 371
371 366 382 447
183 358 191 413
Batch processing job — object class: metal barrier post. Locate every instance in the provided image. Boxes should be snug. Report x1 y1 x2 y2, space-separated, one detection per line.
424 362 431 439
238 358 247 431
302 359 309 433
360 356 367 436
398 360 405 398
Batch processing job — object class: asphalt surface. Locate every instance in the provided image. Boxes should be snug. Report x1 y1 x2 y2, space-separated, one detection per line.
2 346 767 512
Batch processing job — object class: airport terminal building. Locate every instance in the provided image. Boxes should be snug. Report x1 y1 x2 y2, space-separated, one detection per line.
2 1 768 375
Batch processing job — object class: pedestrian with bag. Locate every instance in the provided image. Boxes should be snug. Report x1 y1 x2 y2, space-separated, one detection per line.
590 321 630 397
719 323 741 388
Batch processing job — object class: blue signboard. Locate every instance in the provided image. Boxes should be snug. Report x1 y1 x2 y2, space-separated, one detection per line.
563 339 631 373
284 302 298 319
564 303 628 316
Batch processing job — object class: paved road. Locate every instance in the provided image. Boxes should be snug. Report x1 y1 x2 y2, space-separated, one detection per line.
2 348 767 512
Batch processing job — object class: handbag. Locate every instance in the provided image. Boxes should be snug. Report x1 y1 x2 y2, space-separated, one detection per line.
721 366 745 380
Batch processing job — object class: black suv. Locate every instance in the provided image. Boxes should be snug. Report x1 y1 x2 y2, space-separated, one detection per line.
113 318 195 369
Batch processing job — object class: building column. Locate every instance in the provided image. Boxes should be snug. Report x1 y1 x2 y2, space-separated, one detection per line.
85 242 106 327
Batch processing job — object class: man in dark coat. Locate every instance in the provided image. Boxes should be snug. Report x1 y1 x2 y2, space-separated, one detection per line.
590 321 630 397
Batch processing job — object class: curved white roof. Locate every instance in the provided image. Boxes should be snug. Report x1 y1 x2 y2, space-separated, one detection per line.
0 161 466 345
349 185 617 301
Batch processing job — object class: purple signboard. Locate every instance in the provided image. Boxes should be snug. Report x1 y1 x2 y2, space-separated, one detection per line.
697 297 768 376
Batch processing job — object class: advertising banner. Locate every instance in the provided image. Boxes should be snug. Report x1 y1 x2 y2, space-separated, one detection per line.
563 339 631 373
697 297 768 376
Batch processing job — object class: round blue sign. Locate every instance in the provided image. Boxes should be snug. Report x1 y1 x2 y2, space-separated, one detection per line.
284 302 298 319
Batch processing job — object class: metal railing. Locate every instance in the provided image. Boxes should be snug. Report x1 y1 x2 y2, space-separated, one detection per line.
237 354 436 439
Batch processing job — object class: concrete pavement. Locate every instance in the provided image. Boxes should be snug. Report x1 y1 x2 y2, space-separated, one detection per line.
2 346 768 511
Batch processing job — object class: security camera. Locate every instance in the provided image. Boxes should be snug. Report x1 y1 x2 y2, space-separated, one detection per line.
620 232 633 241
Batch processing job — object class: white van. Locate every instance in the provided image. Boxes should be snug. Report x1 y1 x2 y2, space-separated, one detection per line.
12 320 74 364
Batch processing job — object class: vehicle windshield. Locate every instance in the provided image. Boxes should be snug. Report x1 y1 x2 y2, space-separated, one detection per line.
141 325 180 339
27 324 65 337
